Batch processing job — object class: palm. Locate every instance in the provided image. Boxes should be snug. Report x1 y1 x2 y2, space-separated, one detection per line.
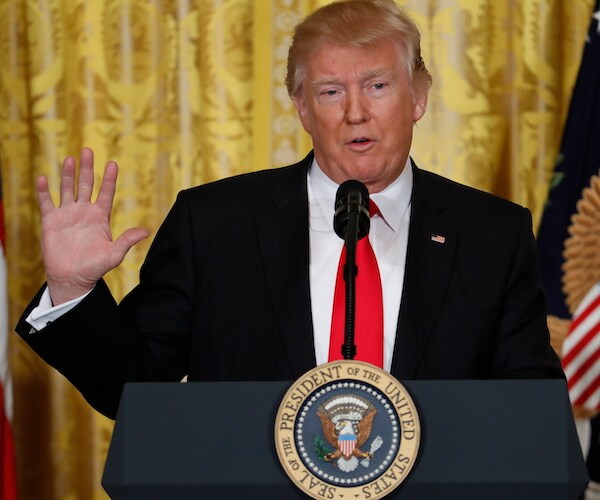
43 197 119 285
38 148 148 304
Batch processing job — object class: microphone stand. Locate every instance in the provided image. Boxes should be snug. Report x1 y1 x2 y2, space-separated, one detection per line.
341 192 362 361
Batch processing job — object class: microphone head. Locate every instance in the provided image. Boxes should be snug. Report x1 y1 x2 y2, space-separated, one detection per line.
335 180 369 204
334 180 371 240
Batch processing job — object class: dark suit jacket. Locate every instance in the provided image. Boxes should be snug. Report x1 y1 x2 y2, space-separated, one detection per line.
16 153 563 418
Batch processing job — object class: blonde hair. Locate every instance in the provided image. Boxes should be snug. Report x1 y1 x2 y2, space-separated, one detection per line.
286 0 431 97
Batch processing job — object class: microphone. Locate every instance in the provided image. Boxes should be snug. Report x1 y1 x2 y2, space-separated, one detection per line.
332 180 371 361
333 180 370 241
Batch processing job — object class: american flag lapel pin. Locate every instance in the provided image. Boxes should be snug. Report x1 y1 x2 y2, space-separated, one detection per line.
431 234 446 244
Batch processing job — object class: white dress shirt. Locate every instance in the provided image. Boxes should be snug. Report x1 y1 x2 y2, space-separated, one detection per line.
308 158 412 371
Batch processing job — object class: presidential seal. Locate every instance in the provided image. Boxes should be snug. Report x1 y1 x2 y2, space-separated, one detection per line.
275 360 420 499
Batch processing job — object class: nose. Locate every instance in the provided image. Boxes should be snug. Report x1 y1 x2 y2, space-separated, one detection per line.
345 88 370 124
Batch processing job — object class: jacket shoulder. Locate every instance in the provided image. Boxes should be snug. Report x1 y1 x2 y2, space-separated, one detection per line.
414 166 528 219
182 158 309 202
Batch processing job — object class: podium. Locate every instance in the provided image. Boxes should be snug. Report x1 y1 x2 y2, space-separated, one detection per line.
103 380 588 499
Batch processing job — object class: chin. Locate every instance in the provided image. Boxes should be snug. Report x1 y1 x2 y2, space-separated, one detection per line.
345 164 385 182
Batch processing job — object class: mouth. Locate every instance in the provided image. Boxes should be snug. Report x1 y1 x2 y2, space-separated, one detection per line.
346 137 375 150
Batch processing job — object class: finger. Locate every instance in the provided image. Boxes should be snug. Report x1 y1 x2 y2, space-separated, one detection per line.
59 156 76 206
76 147 95 202
112 227 150 264
95 160 118 217
36 175 56 216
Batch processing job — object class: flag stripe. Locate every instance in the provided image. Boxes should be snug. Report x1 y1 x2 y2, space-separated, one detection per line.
562 284 600 412
568 353 600 395
571 369 600 407
568 293 600 332
0 386 17 499
565 343 600 387
562 318 600 367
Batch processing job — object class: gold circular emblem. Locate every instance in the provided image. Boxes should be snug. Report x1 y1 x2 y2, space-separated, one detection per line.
275 360 420 499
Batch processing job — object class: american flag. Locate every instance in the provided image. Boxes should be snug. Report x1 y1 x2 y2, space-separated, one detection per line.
562 283 600 411
536 0 600 485
0 170 17 498
537 1 600 408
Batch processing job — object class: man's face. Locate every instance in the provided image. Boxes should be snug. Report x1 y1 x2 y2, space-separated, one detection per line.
294 39 428 193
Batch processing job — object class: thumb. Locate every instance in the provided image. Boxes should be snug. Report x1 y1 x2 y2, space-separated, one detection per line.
112 227 150 260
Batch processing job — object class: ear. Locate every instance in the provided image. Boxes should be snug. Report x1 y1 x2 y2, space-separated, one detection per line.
293 92 312 135
412 90 428 123
412 81 429 123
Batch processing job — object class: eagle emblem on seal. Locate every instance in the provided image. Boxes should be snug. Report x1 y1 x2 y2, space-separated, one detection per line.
316 395 384 473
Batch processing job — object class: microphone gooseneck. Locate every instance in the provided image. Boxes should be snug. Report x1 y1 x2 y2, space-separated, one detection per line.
333 180 371 361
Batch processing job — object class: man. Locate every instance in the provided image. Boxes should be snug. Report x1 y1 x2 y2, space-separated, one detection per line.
16 0 563 419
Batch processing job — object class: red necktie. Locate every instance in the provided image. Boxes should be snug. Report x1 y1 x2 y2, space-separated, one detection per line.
328 202 384 367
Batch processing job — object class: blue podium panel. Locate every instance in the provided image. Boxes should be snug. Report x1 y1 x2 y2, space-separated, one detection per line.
103 380 588 499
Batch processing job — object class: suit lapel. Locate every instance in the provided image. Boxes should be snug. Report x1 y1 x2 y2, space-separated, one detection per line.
255 155 316 377
391 164 458 378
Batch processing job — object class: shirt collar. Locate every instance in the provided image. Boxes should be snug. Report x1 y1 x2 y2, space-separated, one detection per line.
308 157 413 233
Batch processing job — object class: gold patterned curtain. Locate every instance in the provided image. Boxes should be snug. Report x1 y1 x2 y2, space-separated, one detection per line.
0 0 593 498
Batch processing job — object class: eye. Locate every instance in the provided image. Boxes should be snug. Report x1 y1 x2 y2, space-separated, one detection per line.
315 85 344 102
373 82 386 90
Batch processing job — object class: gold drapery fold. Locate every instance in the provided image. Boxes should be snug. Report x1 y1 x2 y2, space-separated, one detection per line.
406 0 594 228
0 1 593 498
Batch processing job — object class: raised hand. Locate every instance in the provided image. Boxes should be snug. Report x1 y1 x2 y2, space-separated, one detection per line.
38 148 149 305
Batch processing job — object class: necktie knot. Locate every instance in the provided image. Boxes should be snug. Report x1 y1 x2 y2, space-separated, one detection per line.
369 200 381 218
